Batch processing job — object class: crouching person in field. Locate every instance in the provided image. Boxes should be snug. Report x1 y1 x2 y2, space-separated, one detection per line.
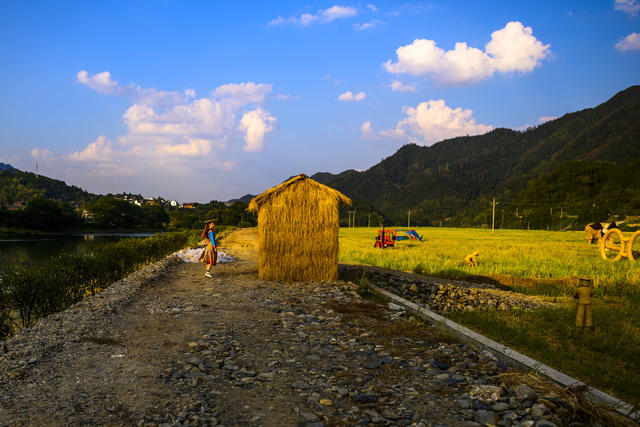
464 251 479 267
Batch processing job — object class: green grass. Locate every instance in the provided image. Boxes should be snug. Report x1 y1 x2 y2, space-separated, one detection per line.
448 298 640 404
339 226 640 404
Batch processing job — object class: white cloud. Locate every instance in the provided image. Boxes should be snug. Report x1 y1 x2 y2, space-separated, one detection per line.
537 115 557 123
338 91 366 102
76 70 120 95
354 19 381 30
485 22 551 73
276 93 301 100
384 21 550 86
269 5 357 26
365 99 493 145
212 82 272 104
66 135 114 161
29 148 53 160
389 80 416 92
360 121 379 140
366 4 378 12
615 0 640 16
77 70 187 108
239 108 277 152
321 5 357 22
616 32 640 51
40 72 280 181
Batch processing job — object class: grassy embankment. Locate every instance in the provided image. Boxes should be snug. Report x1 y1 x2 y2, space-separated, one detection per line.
339 227 640 405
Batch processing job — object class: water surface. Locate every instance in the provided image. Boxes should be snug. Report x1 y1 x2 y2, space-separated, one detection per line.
0 233 152 273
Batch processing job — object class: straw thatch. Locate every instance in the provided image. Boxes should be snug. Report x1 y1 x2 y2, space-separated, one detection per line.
248 174 351 282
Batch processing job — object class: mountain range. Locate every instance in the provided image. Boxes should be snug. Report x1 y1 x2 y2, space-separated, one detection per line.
312 85 640 227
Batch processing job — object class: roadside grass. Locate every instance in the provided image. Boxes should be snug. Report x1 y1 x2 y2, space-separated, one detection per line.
338 227 640 404
448 298 640 404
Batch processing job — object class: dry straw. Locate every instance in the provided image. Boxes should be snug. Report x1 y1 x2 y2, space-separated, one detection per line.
497 371 636 426
248 174 351 282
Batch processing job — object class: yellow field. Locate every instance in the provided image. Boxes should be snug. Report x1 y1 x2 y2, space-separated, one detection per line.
338 227 640 295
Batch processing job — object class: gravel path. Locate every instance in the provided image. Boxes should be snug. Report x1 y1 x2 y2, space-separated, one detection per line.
0 229 595 426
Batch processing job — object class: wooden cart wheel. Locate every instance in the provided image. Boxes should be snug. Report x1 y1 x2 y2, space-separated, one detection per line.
628 230 640 262
600 228 625 261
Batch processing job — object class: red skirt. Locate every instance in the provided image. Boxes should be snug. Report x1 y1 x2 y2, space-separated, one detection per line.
199 244 217 265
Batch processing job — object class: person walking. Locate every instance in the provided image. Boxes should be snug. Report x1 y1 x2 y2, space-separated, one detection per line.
199 221 217 277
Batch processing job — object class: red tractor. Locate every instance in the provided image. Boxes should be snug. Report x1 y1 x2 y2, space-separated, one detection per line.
374 228 397 249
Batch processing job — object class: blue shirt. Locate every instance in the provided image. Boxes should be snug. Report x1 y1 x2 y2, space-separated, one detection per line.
208 230 216 247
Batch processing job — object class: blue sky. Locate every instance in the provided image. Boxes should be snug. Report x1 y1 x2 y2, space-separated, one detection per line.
1 1 639 202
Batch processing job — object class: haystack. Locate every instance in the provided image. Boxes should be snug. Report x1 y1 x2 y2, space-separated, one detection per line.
247 174 351 282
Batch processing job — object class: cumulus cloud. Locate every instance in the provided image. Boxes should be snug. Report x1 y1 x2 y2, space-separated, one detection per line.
364 99 493 145
389 80 416 92
366 4 378 12
37 72 279 180
384 21 550 86
354 19 381 30
269 5 356 26
615 0 640 16
616 32 640 51
338 91 366 101
239 108 278 152
66 135 114 162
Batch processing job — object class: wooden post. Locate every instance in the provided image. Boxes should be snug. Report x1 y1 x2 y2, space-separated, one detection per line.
408 210 411 228
368 214 371 228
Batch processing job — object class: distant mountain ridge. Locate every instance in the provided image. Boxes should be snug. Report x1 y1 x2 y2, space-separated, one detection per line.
311 85 640 226
0 163 14 172
0 167 94 205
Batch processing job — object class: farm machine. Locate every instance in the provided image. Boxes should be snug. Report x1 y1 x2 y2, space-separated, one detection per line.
374 228 423 249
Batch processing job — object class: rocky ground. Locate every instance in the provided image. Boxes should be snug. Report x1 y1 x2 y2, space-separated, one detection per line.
0 229 622 426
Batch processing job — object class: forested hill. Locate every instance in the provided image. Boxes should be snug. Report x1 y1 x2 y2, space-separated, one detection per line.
0 163 14 172
0 168 94 205
313 85 640 226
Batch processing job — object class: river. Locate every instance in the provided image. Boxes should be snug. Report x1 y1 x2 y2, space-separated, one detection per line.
0 233 153 273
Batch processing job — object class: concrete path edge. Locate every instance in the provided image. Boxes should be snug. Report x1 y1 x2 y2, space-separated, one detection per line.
372 285 639 422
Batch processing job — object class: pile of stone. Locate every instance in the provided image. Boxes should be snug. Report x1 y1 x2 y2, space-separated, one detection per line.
340 264 552 313
399 283 550 313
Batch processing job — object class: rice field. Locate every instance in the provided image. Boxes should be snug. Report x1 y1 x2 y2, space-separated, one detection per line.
339 226 640 403
339 227 640 296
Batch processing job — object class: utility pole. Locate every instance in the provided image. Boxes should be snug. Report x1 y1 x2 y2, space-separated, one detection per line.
348 211 356 227
368 214 371 228
408 210 411 228
491 198 496 234
35 162 38 178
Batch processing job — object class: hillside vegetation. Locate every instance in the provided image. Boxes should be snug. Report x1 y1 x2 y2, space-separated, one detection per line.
321 86 640 227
